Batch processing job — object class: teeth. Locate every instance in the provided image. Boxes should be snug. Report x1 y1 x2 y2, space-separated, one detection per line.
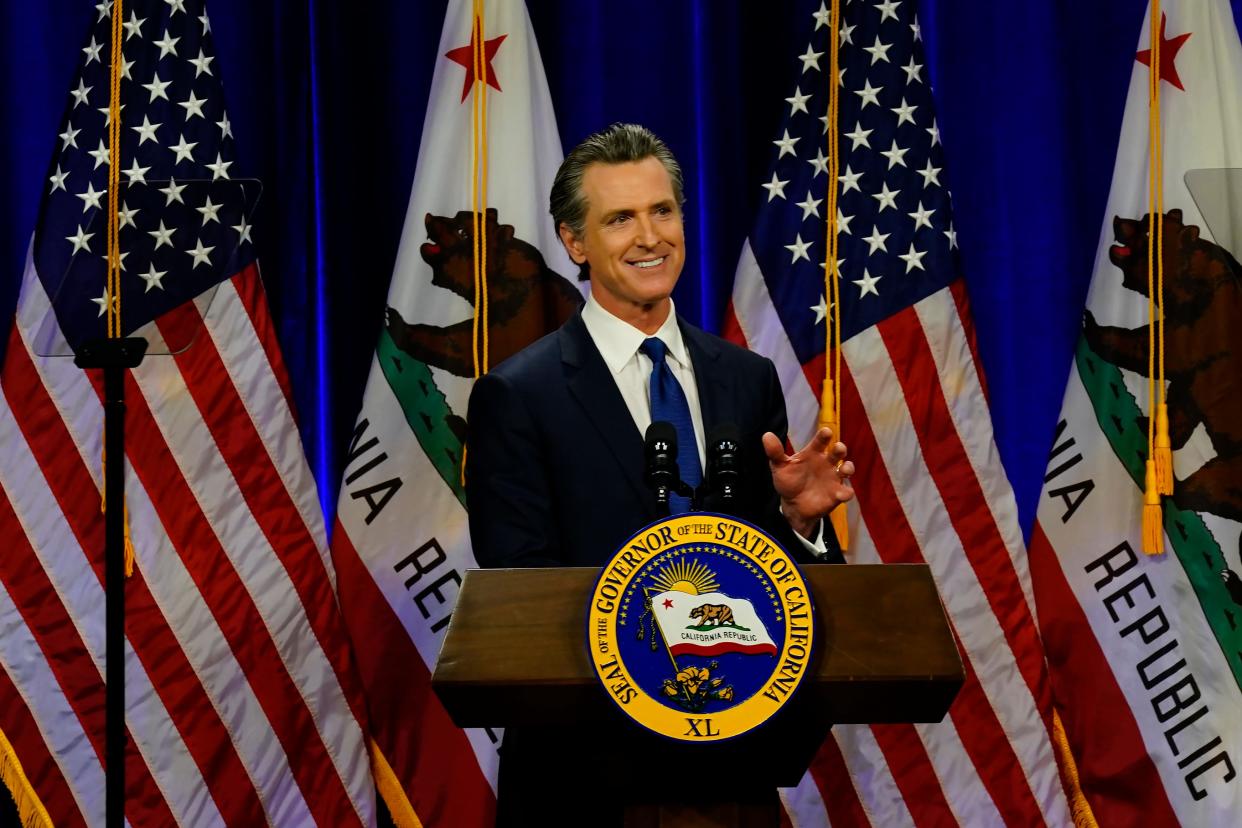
633 257 665 269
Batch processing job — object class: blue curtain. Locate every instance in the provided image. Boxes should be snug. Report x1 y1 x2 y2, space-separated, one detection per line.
4 0 1239 537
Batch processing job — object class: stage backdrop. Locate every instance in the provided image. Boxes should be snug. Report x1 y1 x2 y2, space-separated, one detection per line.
5 0 1242 537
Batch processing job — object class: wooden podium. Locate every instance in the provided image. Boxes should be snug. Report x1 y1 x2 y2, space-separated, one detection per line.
432 564 962 827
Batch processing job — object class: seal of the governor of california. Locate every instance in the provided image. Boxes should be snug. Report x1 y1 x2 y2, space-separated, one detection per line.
587 512 816 742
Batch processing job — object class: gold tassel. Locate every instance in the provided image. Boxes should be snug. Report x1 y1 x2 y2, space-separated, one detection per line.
819 385 849 551
1050 710 1099 828
829 499 849 552
0 725 54 828
100 448 137 578
1141 460 1164 555
123 503 136 577
1153 404 1173 495
370 740 424 828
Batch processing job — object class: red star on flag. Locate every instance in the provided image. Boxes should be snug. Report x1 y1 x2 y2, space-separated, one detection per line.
662 598 675 609
445 19 507 102
1136 12 1191 91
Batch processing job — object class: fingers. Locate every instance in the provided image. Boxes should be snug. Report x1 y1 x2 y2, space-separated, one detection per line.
807 427 834 453
762 431 788 464
828 440 848 464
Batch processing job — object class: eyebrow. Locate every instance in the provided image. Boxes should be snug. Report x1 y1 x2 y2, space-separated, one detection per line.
600 199 677 223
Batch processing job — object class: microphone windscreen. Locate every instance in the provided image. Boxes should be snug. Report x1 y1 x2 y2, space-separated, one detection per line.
706 422 741 449
645 420 678 451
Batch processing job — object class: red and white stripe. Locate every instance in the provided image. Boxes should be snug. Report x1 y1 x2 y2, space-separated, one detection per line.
0 250 376 826
729 240 1073 826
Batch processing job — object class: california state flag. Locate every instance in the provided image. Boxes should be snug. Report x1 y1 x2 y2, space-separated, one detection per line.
329 1 581 825
1030 2 1242 824
651 591 779 657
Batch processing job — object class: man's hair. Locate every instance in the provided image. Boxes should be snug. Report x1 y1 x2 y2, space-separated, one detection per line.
549 123 686 241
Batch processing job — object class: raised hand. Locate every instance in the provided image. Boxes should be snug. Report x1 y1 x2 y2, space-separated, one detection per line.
762 427 855 539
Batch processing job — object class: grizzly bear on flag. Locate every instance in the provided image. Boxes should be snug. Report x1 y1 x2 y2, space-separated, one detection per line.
1083 209 1242 605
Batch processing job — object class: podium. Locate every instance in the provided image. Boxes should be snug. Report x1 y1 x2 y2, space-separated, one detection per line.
432 564 962 827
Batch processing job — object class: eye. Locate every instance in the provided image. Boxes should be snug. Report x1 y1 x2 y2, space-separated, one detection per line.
608 214 630 226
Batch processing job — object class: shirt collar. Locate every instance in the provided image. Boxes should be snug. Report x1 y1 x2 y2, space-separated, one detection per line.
581 294 691 375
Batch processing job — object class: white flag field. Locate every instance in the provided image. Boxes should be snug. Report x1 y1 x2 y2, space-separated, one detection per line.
1030 1 1242 825
329 1 581 825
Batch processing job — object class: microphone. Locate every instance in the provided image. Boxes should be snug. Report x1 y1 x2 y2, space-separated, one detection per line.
705 422 742 504
644 421 680 510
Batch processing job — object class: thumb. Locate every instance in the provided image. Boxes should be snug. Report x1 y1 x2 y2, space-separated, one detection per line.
762 432 787 464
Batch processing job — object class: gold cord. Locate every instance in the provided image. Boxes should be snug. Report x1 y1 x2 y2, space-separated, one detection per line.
1142 1 1166 553
819 1 848 550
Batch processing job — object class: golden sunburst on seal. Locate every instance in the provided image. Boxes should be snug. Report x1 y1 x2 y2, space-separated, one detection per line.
648 558 719 596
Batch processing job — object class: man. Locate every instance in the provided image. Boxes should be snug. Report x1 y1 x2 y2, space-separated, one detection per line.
465 123 855 825
467 123 854 571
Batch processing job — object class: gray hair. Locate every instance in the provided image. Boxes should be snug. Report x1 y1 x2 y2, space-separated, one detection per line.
549 123 686 242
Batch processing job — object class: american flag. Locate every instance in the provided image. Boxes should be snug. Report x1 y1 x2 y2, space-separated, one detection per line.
0 1 374 825
726 1 1076 824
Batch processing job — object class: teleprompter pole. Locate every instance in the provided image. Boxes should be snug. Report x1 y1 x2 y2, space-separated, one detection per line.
74 336 148 828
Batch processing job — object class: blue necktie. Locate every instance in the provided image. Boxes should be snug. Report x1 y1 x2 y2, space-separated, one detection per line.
641 337 701 513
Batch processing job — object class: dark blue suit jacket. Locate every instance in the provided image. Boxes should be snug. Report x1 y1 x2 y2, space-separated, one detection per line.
466 308 842 567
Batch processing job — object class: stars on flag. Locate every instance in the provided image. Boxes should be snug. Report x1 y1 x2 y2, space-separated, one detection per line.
863 36 892 65
785 234 813 264
188 49 214 77
87 140 111 169
132 115 161 144
67 225 94 255
748 0 960 324
123 159 151 184
196 196 222 224
774 130 800 158
35 1 254 343
154 30 180 59
853 268 881 297
796 193 822 221
77 182 105 212
149 220 177 250
204 152 232 180
143 72 171 102
798 44 823 73
49 166 70 193
179 90 207 120
762 173 789 202
71 79 93 108
786 86 811 115
170 135 197 163
60 125 81 149
444 26 507 102
161 178 187 205
187 239 215 268
862 227 890 254
122 9 146 40
139 263 168 292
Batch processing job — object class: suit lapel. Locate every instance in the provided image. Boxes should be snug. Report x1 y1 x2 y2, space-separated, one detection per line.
681 319 735 431
560 312 653 510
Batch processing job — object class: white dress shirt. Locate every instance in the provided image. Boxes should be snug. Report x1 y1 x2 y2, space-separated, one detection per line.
579 295 828 557
581 294 706 466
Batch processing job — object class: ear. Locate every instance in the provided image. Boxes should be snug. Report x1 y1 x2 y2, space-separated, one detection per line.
558 222 588 265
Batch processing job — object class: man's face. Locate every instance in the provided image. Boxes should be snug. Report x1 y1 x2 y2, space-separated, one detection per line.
559 157 685 326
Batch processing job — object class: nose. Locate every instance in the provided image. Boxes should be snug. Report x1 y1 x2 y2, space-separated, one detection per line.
635 213 659 248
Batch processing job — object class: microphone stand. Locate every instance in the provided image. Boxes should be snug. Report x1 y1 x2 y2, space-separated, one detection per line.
74 336 148 828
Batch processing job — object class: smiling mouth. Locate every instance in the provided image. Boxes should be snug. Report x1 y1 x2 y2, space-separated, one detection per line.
630 257 666 269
